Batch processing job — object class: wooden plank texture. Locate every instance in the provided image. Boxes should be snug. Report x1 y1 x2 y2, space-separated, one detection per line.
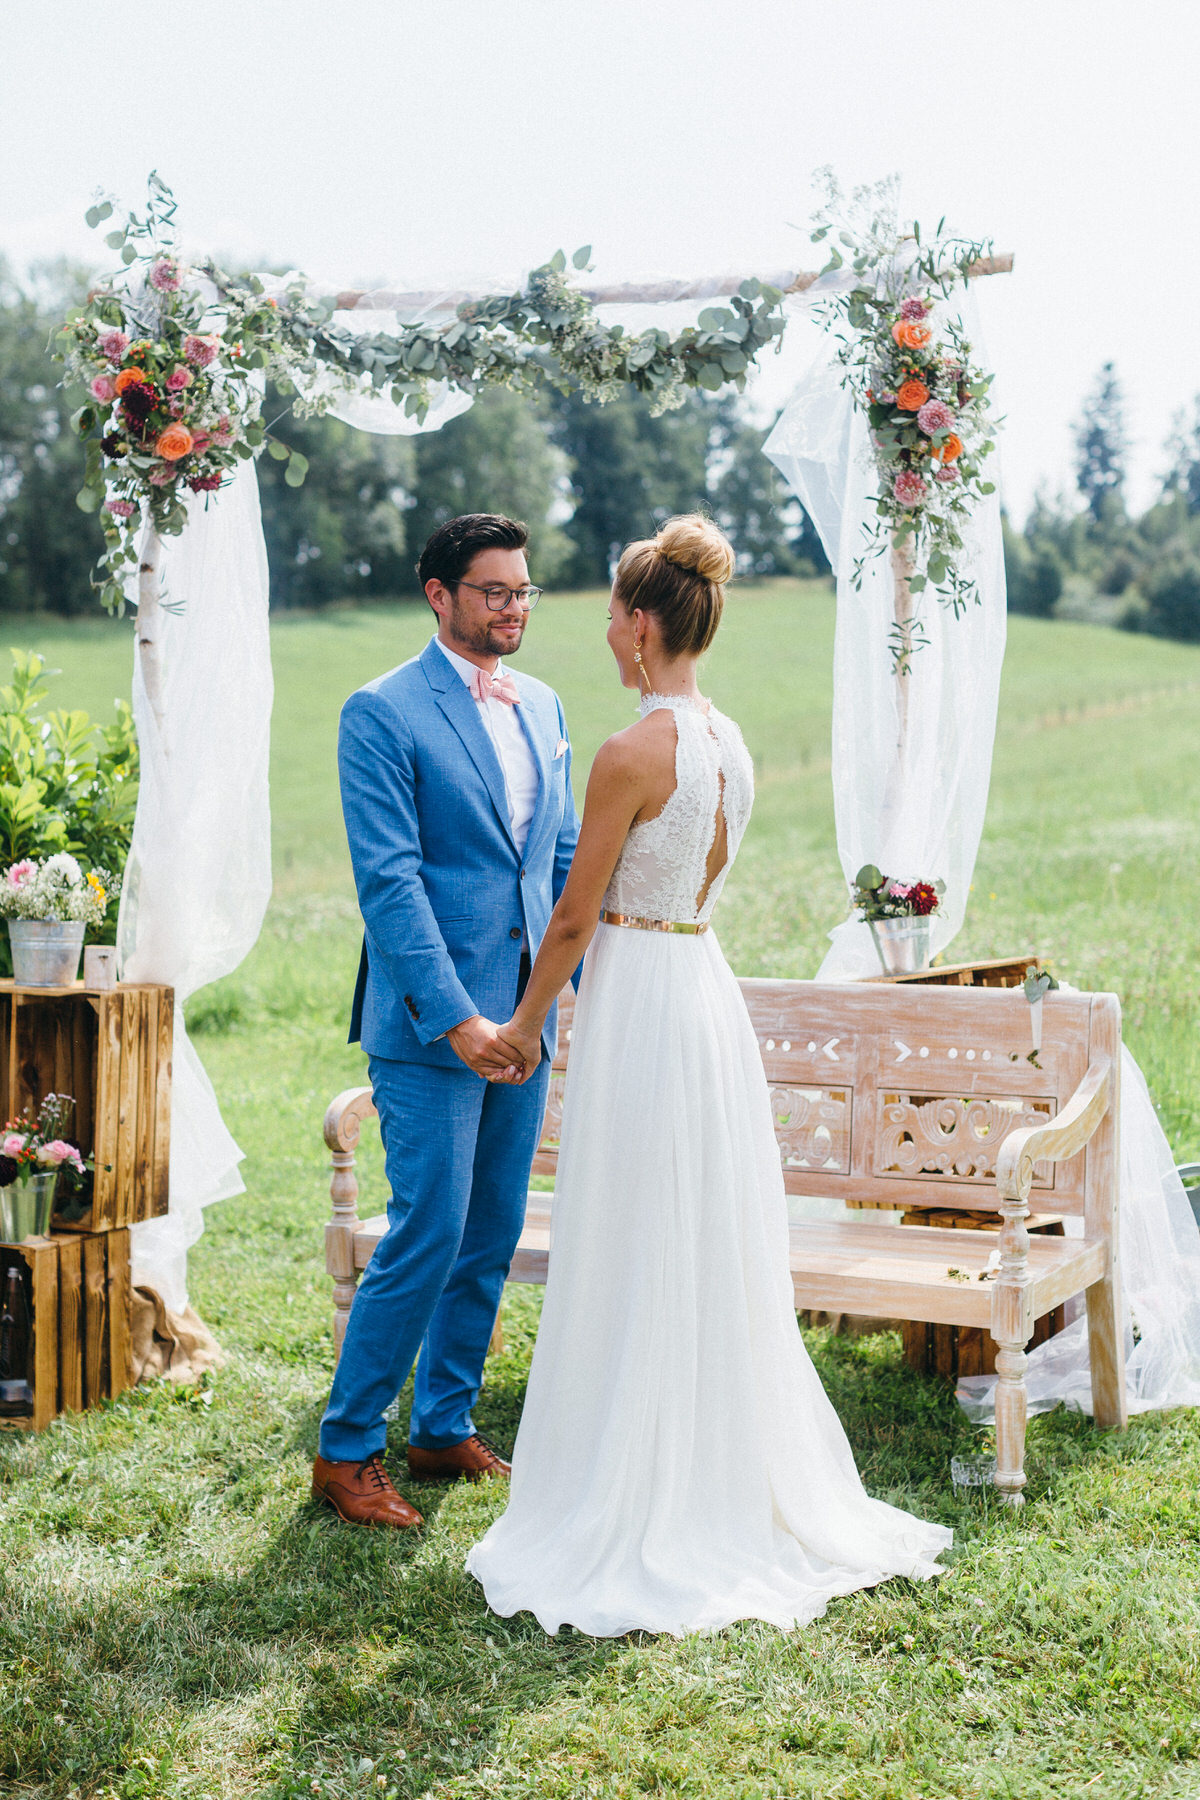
81 1234 109 1407
114 989 141 1230
56 1234 83 1412
151 988 173 1217
106 1229 133 1398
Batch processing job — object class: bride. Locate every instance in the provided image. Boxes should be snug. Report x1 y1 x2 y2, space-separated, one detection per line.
468 514 951 1638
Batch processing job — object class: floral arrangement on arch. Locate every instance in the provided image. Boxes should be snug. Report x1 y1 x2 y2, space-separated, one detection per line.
809 173 999 670
0 854 118 926
57 175 323 613
850 864 944 922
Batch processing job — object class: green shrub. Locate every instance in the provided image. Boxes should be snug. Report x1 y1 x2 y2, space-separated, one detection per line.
0 650 138 968
1141 554 1200 642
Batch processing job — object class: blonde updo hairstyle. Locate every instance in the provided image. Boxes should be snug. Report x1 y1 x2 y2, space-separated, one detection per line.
613 513 735 658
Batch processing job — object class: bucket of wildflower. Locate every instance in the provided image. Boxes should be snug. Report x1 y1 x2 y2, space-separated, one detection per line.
0 1169 57 1242
7 920 87 987
869 915 932 976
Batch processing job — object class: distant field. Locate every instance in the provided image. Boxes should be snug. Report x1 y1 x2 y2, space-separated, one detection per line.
2 590 1199 1799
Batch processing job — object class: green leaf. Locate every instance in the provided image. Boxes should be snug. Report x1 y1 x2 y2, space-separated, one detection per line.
97 200 113 221
854 864 884 891
85 206 101 229
979 481 995 495
572 245 591 269
120 245 137 266
549 249 566 273
696 363 726 392
266 439 289 460
104 230 126 249
283 453 308 487
698 307 734 331
76 486 101 513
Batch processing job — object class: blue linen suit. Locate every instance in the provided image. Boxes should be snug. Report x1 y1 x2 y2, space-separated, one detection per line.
319 636 581 1462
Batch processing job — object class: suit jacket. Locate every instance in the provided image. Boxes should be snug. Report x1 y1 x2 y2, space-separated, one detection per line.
341 636 581 1068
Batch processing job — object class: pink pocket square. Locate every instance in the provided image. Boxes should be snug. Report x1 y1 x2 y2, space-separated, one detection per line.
554 738 569 759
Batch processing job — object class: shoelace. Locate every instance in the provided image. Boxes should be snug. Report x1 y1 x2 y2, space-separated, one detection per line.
355 1452 393 1492
472 1433 507 1467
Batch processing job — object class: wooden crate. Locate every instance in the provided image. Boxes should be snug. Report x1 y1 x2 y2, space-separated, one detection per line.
0 1229 133 1431
0 981 172 1233
867 955 1036 989
899 1208 1067 1378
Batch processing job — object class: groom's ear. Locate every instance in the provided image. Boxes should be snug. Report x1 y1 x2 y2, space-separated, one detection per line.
426 578 451 619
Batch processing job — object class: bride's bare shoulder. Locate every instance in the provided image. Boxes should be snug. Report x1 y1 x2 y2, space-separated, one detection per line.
587 711 675 792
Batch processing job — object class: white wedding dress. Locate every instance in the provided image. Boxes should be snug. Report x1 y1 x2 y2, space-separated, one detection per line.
467 693 951 1637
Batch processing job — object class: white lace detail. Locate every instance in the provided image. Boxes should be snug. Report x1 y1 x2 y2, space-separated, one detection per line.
603 693 754 925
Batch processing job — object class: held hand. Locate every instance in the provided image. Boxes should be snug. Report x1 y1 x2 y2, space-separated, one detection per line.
494 1018 543 1084
446 1015 526 1081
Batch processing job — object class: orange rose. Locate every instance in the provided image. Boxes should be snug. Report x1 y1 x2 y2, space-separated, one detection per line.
891 319 932 350
935 433 963 463
896 379 930 412
155 424 194 461
114 368 148 395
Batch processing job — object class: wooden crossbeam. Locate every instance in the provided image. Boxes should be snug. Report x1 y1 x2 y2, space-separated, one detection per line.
332 253 1013 315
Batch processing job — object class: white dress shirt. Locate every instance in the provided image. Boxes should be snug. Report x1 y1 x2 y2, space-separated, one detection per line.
434 637 539 855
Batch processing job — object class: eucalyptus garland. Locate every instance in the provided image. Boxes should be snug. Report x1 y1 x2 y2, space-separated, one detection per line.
56 175 789 614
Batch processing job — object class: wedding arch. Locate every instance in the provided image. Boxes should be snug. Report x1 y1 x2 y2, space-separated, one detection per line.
54 175 1200 1427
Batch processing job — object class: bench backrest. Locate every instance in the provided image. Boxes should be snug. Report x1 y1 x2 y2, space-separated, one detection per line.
532 980 1121 1220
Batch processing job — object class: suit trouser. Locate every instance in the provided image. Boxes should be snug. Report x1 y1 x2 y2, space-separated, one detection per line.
318 1048 551 1463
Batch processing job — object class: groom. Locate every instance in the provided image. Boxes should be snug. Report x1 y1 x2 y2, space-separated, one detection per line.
313 513 580 1528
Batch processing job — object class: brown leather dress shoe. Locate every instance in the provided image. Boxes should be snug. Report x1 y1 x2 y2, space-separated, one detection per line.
312 1452 425 1528
406 1434 511 1482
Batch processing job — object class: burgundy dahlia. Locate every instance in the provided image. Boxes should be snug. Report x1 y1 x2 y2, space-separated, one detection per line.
910 883 940 916
120 382 158 422
0 1154 18 1188
100 433 126 459
187 474 223 493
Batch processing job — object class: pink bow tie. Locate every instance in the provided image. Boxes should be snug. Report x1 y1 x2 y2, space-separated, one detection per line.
471 666 520 706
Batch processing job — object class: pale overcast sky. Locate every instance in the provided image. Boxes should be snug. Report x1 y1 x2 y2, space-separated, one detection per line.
3 0 1198 519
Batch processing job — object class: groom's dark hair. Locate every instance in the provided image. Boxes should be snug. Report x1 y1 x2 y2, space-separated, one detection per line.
417 513 529 597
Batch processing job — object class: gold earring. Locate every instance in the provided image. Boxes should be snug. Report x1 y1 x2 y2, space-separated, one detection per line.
633 640 651 694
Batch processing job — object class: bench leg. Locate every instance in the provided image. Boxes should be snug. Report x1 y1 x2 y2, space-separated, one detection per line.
332 1271 358 1365
1085 1268 1128 1431
994 1339 1029 1507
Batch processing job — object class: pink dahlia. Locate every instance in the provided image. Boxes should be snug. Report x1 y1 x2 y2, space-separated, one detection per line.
916 399 955 436
165 367 192 392
211 419 234 446
900 297 928 321
189 431 212 453
98 328 129 362
37 1139 84 1171
2 1133 25 1158
149 259 182 292
935 464 960 484
6 859 35 888
106 498 136 518
893 470 928 507
183 333 220 367
90 374 117 403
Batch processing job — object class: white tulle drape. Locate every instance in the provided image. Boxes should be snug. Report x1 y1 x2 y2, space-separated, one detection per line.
765 302 1200 1421
118 459 273 1311
763 301 1006 981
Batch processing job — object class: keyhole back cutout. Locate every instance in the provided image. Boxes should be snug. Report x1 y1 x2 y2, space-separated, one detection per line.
694 725 727 914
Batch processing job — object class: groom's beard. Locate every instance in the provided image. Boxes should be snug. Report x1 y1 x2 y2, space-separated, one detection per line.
450 599 527 659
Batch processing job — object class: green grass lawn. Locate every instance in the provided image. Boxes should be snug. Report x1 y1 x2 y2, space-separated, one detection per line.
2 587 1200 1799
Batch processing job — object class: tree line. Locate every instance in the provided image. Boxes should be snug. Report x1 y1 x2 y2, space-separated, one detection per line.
1004 360 1200 640
0 260 826 615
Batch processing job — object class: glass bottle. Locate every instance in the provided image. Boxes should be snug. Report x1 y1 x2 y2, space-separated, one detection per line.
0 1260 33 1417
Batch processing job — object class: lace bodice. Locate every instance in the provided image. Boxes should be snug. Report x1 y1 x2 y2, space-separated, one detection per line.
602 693 755 925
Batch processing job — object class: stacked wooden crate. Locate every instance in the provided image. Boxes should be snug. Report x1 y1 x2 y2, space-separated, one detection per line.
0 979 172 1432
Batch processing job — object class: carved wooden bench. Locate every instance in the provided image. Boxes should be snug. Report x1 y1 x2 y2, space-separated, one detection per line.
324 980 1126 1505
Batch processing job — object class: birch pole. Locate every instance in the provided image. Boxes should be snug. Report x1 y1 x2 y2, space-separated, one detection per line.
137 525 167 740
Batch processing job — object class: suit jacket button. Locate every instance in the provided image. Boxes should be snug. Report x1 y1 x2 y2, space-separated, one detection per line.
519 869 525 880
509 927 521 940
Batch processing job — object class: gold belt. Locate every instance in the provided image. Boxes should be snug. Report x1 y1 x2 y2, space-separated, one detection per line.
599 910 708 935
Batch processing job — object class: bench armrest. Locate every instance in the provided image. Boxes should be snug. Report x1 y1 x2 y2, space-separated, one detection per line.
995 1055 1114 1206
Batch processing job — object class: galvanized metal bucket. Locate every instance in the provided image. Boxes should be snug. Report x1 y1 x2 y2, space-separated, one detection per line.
7 919 86 986
869 915 932 976
0 1170 57 1243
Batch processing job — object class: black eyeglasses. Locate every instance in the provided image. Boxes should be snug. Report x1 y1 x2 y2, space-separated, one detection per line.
454 579 543 612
